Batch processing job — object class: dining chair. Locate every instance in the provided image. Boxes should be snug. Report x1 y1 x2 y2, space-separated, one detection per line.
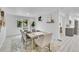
20 30 32 51
20 30 25 44
34 33 52 52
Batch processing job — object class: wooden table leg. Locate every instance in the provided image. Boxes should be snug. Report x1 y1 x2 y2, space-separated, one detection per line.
49 43 51 52
32 39 34 51
32 39 36 51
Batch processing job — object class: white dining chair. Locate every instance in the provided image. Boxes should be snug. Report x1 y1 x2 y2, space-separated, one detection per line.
20 30 32 51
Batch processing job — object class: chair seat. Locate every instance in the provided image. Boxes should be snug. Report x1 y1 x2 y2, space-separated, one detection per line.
34 34 51 48
34 39 49 48
34 33 52 52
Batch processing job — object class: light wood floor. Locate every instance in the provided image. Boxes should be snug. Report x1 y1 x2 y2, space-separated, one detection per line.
0 34 79 52
55 35 79 52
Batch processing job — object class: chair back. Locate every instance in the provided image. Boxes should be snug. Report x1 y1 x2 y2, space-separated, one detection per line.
35 33 52 48
43 33 52 47
20 30 27 42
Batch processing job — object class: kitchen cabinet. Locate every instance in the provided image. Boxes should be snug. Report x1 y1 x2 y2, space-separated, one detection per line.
65 28 74 36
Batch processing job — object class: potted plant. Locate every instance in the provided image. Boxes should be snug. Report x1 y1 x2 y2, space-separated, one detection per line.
31 21 35 32
31 21 35 27
17 20 22 27
1 11 4 17
38 16 42 21
23 20 28 30
23 20 28 26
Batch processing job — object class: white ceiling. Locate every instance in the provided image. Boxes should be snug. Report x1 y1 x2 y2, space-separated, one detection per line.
2 7 79 17
60 7 79 14
3 7 58 16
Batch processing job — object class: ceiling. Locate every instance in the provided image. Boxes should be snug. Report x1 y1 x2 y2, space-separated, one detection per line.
2 7 79 17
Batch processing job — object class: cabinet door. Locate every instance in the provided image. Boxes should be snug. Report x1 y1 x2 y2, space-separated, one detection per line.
65 28 74 36
74 20 78 35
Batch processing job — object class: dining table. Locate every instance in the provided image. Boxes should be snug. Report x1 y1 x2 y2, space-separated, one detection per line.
24 31 52 51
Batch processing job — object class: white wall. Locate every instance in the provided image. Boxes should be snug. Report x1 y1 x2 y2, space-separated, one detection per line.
6 13 35 37
6 14 28 37
36 11 59 40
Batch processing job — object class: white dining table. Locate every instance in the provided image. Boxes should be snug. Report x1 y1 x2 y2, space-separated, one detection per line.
25 31 52 51
27 32 45 38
